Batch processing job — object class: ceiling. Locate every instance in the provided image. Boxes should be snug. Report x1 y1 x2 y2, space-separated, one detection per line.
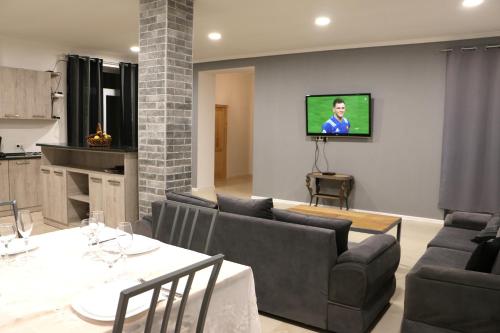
0 0 499 63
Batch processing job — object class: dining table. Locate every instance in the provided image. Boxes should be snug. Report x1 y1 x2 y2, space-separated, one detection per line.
0 227 262 333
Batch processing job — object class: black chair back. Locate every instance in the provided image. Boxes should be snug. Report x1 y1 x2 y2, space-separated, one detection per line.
112 254 224 333
155 201 218 254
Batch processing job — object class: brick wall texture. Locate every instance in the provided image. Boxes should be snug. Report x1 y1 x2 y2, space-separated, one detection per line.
138 0 193 216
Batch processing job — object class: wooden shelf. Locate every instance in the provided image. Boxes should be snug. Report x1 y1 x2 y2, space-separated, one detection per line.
68 194 90 203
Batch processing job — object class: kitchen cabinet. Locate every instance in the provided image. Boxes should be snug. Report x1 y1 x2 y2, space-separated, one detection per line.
0 66 53 120
8 158 41 209
0 161 10 212
89 173 104 213
102 175 125 228
40 166 67 224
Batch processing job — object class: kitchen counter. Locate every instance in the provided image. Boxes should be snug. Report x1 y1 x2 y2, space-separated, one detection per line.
0 153 42 161
36 143 138 153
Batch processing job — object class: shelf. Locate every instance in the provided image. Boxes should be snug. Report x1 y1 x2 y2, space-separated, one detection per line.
68 194 90 203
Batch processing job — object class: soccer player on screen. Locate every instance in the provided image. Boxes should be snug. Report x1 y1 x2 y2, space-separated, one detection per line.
321 98 350 134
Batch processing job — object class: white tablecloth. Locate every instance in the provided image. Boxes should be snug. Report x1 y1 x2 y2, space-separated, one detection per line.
0 228 261 333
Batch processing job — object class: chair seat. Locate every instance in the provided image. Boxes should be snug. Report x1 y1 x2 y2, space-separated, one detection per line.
428 227 478 253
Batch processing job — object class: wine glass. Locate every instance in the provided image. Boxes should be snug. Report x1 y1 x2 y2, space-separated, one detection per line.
80 218 98 249
97 239 122 282
0 223 17 263
17 210 34 257
89 211 105 240
116 222 133 261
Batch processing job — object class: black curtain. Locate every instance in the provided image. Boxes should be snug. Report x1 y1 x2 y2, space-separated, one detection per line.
120 62 138 147
67 55 103 146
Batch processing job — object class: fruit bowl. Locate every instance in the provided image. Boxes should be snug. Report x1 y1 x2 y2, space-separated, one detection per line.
86 123 112 147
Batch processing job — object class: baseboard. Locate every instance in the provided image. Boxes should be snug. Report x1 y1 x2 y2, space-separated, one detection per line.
252 195 444 225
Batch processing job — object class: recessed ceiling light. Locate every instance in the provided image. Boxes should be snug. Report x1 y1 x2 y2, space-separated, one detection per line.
315 17 331 26
208 32 222 41
462 0 484 7
130 46 140 52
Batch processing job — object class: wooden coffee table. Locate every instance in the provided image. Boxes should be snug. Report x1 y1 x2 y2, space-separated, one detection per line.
288 205 402 242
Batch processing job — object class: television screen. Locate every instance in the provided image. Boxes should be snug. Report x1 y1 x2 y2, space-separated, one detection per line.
306 93 372 137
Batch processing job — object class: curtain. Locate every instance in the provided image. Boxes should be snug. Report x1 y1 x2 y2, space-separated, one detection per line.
66 55 103 146
120 62 138 147
439 48 500 214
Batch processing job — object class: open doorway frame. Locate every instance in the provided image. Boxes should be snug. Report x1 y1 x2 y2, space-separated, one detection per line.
194 67 255 197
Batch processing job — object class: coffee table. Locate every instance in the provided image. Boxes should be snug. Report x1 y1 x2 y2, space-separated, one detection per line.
288 205 402 242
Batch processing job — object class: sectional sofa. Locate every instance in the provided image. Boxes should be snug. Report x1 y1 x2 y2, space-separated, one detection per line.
402 212 500 333
137 193 401 333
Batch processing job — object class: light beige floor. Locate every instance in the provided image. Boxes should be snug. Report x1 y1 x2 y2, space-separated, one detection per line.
12 175 441 332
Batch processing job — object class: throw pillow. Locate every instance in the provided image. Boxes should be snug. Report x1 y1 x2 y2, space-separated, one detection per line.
465 237 500 273
272 208 351 255
216 194 273 219
166 191 218 209
472 216 500 243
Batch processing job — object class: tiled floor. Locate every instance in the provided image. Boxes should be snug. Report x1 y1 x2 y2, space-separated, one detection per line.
14 174 441 332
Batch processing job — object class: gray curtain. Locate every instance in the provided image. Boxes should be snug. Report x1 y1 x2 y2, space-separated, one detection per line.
439 48 500 214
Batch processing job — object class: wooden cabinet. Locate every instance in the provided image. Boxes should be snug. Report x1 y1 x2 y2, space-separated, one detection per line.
0 161 10 212
89 173 104 212
0 66 52 120
103 175 125 227
8 159 41 209
40 166 67 224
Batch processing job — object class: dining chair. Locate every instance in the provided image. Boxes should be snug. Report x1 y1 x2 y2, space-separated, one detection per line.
155 201 218 254
0 200 20 236
112 253 224 333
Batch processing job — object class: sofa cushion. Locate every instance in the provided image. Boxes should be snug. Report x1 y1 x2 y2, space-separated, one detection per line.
444 211 492 230
272 208 351 255
411 247 471 273
472 216 500 243
427 227 479 252
217 194 273 219
466 238 500 273
166 191 218 209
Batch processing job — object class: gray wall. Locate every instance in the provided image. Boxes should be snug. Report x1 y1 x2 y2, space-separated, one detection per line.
194 38 500 219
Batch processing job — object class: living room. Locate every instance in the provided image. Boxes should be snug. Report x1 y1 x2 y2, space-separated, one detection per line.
1 1 499 332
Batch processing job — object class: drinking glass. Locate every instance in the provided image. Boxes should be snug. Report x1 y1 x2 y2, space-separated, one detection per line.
0 223 17 263
80 218 98 249
17 210 34 257
116 222 134 260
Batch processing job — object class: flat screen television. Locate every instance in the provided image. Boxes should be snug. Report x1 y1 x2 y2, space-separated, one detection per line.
306 93 372 137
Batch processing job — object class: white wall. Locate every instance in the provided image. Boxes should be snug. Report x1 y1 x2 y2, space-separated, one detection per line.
215 71 254 178
0 36 136 153
195 71 216 190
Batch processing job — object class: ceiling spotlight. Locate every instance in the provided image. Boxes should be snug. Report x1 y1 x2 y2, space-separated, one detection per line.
208 32 222 41
315 16 331 26
130 46 140 52
462 0 484 7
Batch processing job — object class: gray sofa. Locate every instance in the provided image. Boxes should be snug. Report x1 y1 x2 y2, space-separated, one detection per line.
402 212 500 333
139 195 400 333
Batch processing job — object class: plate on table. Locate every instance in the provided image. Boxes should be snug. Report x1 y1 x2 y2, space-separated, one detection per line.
72 280 162 321
1 239 38 255
101 234 160 255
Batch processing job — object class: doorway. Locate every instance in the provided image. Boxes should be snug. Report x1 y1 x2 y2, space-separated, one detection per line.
195 67 255 198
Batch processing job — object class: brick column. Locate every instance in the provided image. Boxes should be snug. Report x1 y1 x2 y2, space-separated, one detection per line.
138 0 193 216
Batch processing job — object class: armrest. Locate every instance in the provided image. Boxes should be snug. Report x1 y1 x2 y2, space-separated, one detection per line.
330 234 400 307
444 211 491 230
404 265 500 332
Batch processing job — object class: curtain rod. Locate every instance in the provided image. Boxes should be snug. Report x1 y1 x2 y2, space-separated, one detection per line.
440 44 500 52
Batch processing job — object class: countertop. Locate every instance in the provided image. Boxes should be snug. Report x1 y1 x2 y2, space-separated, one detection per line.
0 153 42 161
37 143 138 153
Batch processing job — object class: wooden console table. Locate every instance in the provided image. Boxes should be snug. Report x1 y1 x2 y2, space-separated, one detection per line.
306 172 354 210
